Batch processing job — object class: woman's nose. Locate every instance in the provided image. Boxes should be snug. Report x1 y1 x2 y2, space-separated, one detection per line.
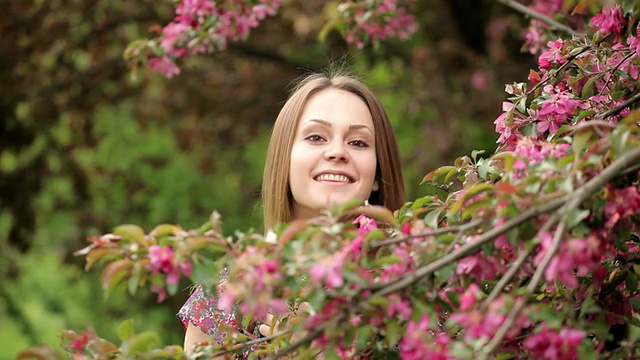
324 141 349 162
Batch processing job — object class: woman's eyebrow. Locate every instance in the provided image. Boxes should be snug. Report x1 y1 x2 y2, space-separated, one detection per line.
307 119 372 132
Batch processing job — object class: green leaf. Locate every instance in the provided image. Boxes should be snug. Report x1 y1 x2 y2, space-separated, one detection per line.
572 129 591 156
478 159 490 179
580 77 597 98
85 248 116 271
127 262 142 295
385 320 401 347
449 183 495 215
324 347 340 360
368 295 390 307
318 20 339 42
471 149 485 162
128 331 160 355
356 324 373 349
493 353 518 360
424 209 441 229
114 224 146 245
566 208 590 229
101 259 133 298
149 224 180 237
461 197 491 220
626 270 638 293
118 319 135 342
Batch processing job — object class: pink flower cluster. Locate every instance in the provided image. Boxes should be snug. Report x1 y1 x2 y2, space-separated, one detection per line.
536 84 584 134
147 245 193 301
450 297 530 343
310 215 379 289
150 0 280 77
523 324 585 360
398 315 452 360
533 231 602 289
603 185 640 230
340 0 417 49
590 5 626 40
522 0 567 54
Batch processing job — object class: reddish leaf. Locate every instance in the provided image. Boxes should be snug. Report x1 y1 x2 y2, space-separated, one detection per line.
495 182 519 194
101 259 133 296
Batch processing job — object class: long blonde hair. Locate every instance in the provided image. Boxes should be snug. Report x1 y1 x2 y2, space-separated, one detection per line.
261 71 405 231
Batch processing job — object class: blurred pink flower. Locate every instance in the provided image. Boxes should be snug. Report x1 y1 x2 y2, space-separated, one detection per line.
524 324 584 360
590 5 625 40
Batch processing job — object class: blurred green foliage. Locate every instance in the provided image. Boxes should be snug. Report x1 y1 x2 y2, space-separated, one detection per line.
1 0 527 357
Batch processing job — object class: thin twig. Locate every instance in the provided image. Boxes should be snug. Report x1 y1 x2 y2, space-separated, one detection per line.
208 329 293 358
369 196 569 295
369 219 483 249
495 0 578 36
266 318 336 360
526 45 591 96
478 146 640 358
597 50 636 97
484 246 534 304
478 216 566 360
596 91 640 120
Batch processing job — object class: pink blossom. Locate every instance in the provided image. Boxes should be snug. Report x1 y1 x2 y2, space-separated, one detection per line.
494 101 517 145
386 294 412 320
341 1 417 48
590 5 626 40
536 85 583 135
151 283 167 303
603 185 640 229
148 56 180 78
627 31 640 57
459 283 481 311
310 255 345 289
534 231 602 289
538 39 566 69
160 22 190 56
69 330 90 353
399 315 452 360
456 251 502 282
607 44 640 80
379 245 415 282
354 214 378 235
524 324 584 360
451 297 529 342
524 25 544 54
148 245 175 274
471 70 489 91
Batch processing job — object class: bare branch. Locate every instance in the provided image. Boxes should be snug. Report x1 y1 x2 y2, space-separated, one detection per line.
370 196 569 295
484 246 534 304
495 0 578 36
596 91 640 120
478 146 640 358
369 219 483 249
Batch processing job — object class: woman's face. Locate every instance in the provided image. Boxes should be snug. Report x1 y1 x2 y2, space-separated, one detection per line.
289 88 378 220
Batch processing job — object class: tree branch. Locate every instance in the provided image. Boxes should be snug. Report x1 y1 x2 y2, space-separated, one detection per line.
596 91 640 120
485 246 534 304
495 0 579 36
370 196 569 295
478 146 640 358
369 219 483 249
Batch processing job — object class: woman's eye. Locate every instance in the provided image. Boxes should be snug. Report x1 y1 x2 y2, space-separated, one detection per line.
349 140 369 148
305 135 325 142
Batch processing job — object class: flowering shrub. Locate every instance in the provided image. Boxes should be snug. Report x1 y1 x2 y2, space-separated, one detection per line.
124 0 418 77
19 1 640 359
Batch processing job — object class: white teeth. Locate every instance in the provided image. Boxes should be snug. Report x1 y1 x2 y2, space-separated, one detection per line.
316 174 351 182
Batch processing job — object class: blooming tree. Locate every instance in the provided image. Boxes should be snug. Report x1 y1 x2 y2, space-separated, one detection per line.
19 0 640 359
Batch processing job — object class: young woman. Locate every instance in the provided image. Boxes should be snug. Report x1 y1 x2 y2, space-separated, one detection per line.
178 70 406 356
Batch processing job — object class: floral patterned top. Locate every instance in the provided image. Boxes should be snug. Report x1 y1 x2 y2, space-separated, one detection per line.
178 280 261 359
